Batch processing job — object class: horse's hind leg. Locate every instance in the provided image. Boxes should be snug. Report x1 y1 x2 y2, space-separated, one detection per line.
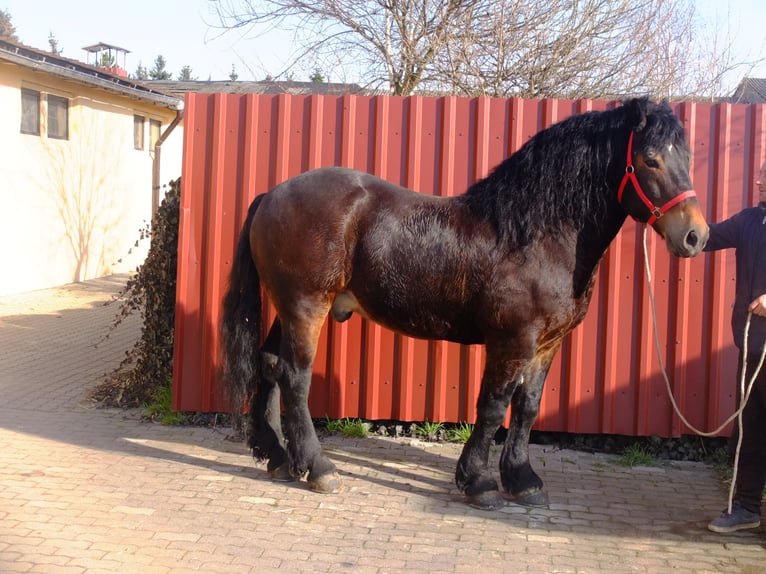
499 351 557 508
277 302 341 493
247 318 291 481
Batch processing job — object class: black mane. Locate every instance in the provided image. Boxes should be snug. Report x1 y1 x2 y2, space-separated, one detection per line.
458 98 687 250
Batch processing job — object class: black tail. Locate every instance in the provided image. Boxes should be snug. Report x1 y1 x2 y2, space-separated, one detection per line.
221 196 264 412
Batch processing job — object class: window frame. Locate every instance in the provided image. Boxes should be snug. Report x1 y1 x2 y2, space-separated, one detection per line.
20 88 41 135
134 114 145 150
46 94 69 140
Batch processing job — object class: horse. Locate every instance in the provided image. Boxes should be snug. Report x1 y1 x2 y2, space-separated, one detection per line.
221 97 709 510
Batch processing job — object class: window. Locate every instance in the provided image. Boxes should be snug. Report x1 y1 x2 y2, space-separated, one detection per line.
47 95 69 139
20 89 40 135
134 115 145 150
20 89 69 139
149 119 161 151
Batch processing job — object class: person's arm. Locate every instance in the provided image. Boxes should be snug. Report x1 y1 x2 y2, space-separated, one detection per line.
703 211 744 252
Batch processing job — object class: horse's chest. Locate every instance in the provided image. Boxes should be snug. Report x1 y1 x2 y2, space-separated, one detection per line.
485 251 594 334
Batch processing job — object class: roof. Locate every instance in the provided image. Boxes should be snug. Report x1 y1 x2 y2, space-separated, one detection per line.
82 42 131 54
144 80 370 97
731 77 766 104
0 38 181 110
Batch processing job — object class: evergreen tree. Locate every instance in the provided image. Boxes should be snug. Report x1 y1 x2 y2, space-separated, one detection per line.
99 52 115 68
178 65 196 80
134 62 149 80
229 64 238 81
0 9 18 40
309 69 325 83
149 55 172 80
48 32 61 55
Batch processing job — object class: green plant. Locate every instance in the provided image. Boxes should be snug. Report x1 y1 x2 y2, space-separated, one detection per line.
143 383 186 425
326 418 369 438
446 422 473 443
710 447 730 473
411 421 444 442
616 443 656 467
709 447 766 501
99 178 180 407
323 417 343 434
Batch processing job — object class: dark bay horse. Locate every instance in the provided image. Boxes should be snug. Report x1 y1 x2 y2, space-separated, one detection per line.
221 97 709 509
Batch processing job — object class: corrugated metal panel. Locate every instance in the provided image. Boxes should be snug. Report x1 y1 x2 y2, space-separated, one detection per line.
173 93 766 437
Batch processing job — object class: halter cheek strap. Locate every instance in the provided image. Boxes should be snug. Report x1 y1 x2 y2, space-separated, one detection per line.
617 131 697 226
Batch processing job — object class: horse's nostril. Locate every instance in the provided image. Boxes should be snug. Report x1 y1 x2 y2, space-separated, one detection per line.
686 229 699 248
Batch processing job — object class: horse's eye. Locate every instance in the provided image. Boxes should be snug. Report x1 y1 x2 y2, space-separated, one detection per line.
645 158 661 169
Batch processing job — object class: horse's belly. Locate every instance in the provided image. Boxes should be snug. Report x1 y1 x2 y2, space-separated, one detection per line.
330 290 483 345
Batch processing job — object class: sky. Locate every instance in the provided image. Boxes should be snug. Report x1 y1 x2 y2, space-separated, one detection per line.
3 0 291 81
3 0 766 90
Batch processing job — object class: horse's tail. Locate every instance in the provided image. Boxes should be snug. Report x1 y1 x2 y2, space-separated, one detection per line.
221 195 264 412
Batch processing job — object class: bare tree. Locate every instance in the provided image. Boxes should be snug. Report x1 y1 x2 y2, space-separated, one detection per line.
210 0 757 99
673 6 766 101
433 0 713 100
212 0 485 94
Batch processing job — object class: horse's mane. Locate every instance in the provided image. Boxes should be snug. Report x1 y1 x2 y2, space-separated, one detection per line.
458 98 687 250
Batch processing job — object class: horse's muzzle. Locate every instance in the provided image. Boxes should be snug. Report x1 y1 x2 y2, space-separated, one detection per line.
663 221 709 258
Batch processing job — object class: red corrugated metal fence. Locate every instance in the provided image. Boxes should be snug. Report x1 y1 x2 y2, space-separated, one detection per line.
172 93 766 437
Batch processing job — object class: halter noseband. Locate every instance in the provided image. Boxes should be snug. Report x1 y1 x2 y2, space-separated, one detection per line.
617 131 697 225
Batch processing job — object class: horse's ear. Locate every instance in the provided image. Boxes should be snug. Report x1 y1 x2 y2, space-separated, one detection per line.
623 97 649 132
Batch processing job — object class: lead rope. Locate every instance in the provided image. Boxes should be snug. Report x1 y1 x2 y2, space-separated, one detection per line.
641 225 766 513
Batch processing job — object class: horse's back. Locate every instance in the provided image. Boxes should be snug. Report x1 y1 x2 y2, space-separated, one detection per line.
250 167 425 301
267 166 410 203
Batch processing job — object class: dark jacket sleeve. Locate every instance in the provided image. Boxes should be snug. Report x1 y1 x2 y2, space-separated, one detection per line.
704 212 743 252
704 207 766 354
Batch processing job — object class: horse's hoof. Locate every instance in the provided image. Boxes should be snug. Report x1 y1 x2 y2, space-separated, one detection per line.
267 463 294 482
466 490 506 510
308 472 344 494
514 488 549 508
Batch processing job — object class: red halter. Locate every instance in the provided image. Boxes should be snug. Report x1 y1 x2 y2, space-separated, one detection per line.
617 131 697 225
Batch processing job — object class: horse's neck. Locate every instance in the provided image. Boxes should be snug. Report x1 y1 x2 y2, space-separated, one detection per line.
572 208 628 298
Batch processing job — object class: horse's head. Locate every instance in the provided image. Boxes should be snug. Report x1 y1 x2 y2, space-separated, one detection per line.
617 98 709 257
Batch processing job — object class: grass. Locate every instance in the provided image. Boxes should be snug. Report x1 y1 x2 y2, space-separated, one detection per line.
709 447 766 501
320 418 474 443
615 443 656 467
410 421 445 442
143 384 186 425
446 422 473 443
325 418 369 438
710 447 731 475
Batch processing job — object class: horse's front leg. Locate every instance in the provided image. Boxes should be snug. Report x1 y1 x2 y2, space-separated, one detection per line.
456 346 524 510
499 348 558 508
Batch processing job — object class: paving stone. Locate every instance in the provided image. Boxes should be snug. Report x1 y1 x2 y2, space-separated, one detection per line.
1 275 765 573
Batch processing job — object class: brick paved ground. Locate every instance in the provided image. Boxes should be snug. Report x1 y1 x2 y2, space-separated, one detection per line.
1 276 764 574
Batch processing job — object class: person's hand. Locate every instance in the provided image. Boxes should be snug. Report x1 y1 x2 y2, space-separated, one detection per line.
748 294 766 317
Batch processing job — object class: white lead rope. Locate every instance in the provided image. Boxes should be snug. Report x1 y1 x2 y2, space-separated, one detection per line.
642 226 766 513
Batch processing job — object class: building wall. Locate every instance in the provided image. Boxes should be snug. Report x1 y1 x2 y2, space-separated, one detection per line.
0 62 181 295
